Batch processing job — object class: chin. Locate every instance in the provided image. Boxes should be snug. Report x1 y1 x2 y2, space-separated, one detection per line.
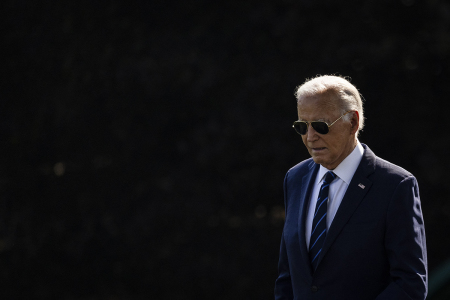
312 157 334 169
311 156 324 165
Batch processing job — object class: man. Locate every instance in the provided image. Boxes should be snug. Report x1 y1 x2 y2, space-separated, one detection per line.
274 75 427 299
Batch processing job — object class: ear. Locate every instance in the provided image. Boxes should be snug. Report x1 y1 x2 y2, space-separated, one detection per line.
350 111 359 134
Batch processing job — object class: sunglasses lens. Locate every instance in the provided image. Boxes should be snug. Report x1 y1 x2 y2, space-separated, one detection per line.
311 122 329 134
293 122 307 135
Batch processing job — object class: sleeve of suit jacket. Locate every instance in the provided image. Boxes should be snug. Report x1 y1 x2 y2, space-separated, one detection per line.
274 172 294 300
375 176 427 300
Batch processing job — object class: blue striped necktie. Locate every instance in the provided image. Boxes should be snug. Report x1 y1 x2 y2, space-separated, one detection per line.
309 171 336 271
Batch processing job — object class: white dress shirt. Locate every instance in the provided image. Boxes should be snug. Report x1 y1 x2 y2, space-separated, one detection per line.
305 141 364 249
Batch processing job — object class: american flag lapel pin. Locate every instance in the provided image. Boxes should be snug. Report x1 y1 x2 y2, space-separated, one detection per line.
358 183 365 189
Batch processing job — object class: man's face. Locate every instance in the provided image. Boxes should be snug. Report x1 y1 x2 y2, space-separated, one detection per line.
297 94 358 170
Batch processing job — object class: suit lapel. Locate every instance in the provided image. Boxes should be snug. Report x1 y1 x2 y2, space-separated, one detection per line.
316 144 376 267
297 161 319 278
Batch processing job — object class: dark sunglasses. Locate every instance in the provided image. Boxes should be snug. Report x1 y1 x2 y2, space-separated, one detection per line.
292 111 353 135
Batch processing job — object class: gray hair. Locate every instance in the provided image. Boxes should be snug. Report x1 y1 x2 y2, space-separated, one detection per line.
295 75 365 135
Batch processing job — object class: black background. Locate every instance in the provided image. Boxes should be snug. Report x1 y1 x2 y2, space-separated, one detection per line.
3 0 450 299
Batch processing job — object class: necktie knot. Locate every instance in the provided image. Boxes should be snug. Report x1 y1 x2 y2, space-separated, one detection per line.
323 171 336 185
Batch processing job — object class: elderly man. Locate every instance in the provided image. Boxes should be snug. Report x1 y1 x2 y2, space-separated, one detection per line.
274 75 427 299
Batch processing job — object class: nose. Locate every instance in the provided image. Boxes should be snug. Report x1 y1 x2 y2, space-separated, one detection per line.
305 124 319 142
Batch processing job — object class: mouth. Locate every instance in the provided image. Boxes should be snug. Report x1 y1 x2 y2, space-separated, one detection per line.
311 147 327 152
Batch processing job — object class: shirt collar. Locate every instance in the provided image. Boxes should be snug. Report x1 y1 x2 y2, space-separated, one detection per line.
317 140 364 185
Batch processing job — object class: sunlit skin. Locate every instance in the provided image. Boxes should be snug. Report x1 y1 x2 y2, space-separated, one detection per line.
297 94 359 170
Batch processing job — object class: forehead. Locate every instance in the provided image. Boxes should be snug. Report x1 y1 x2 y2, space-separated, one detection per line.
297 94 339 120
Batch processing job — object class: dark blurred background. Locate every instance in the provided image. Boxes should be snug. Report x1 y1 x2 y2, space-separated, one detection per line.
2 0 450 299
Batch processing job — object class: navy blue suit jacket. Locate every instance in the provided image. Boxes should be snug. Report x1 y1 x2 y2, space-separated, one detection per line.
275 144 427 300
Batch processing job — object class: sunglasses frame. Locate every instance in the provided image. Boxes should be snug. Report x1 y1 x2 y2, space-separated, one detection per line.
292 110 353 135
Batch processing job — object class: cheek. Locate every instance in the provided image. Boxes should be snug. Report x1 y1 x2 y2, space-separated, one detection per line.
301 136 307 145
325 136 340 149
328 142 345 156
